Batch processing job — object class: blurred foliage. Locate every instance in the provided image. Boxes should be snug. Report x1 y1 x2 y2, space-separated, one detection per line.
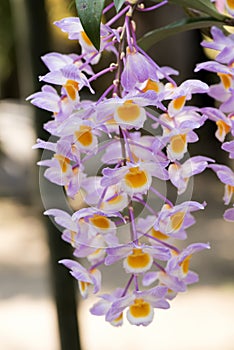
45 0 77 52
0 0 14 85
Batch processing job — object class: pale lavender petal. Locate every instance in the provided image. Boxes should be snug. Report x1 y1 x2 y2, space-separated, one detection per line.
105 245 131 265
220 95 234 114
222 141 234 159
32 139 57 152
216 46 234 64
41 52 73 71
178 242 210 263
150 299 170 309
143 245 171 261
40 70 65 84
201 107 227 122
160 274 186 292
74 245 97 258
104 233 119 247
90 299 109 316
184 271 199 284
195 61 233 74
145 285 168 299
142 271 158 286
27 85 60 112
44 209 75 230
91 269 102 294
59 259 92 282
44 167 67 186
223 207 234 222
182 156 214 178
171 79 208 99
101 167 127 187
54 17 82 40
209 164 234 186
106 294 134 322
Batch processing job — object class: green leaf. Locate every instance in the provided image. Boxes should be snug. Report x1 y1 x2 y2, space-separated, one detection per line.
138 17 226 51
114 0 126 12
151 0 226 21
75 0 105 50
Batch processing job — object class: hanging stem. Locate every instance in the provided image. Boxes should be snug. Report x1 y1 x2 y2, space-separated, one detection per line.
144 233 180 253
97 83 115 103
128 202 138 242
121 274 134 297
134 275 139 291
89 64 117 83
122 129 135 163
133 195 158 215
153 261 166 272
106 5 131 27
136 0 168 12
150 186 174 207
89 258 106 271
119 126 127 165
146 110 173 130
103 1 115 14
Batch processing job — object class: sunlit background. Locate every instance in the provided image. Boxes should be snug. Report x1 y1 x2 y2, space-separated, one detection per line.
0 1 234 350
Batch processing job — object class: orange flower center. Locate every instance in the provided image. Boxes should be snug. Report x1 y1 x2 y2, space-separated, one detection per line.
116 101 141 122
129 299 151 318
90 214 110 229
172 95 186 110
216 120 231 137
170 134 186 154
54 154 70 173
151 228 168 240
107 194 123 204
142 79 160 93
126 248 151 270
170 211 185 231
179 255 191 274
64 80 79 100
81 31 93 46
227 0 234 8
75 125 93 147
124 167 148 189
218 73 232 89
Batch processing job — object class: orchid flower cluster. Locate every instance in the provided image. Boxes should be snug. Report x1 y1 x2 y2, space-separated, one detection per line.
28 0 234 327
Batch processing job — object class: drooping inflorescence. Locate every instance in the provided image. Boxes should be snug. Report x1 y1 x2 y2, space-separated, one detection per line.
28 0 234 326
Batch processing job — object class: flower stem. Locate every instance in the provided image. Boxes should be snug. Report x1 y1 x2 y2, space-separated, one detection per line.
106 5 130 27
103 1 115 14
153 261 166 272
89 258 105 271
145 233 180 253
89 65 117 83
121 274 134 297
97 84 115 103
133 195 158 215
150 186 173 207
146 111 173 130
137 1 168 12
128 202 138 242
122 129 134 163
134 275 139 291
